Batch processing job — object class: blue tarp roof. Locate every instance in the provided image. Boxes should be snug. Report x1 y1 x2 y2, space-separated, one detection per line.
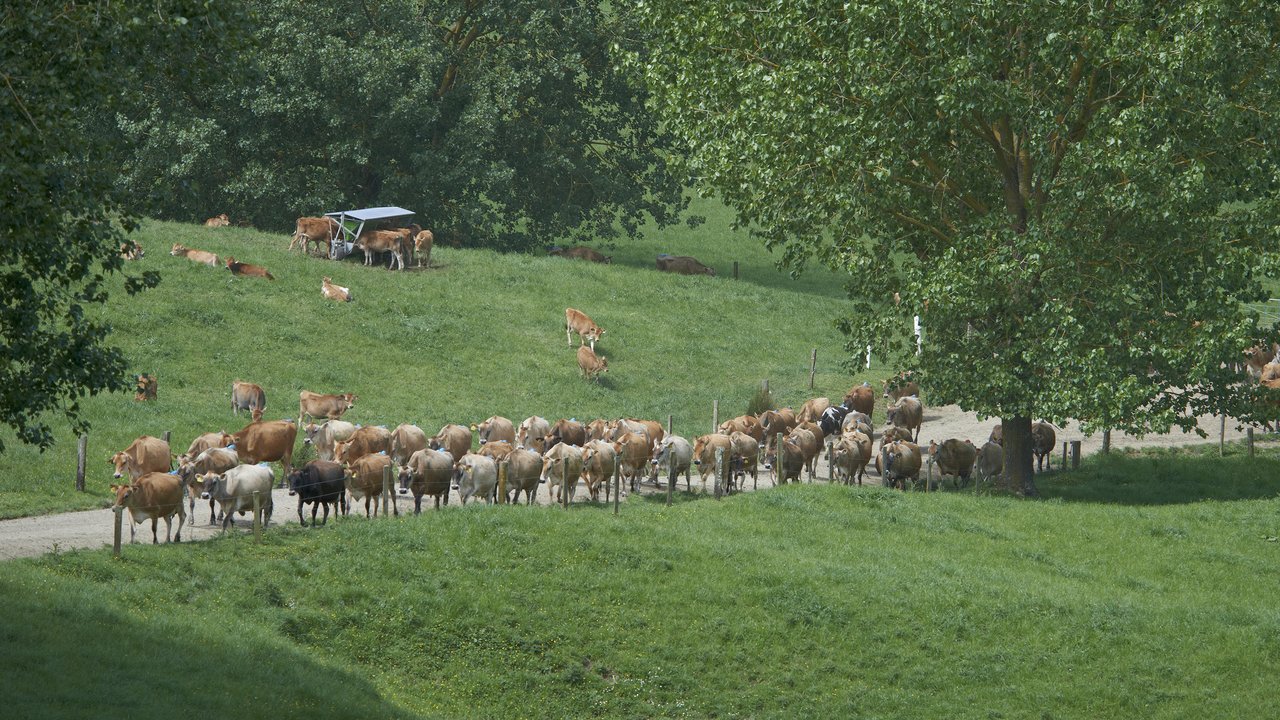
325 206 415 222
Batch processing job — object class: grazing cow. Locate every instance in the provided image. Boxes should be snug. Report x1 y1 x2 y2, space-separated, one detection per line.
290 216 340 255
544 418 586 452
389 424 428 466
719 414 764 443
170 243 218 267
762 436 805 485
429 423 474 462
354 229 406 270
287 460 347 526
476 440 515 464
334 425 393 465
566 308 606 350
727 431 760 491
518 416 551 452
988 423 1003 446
204 213 230 227
231 380 266 418
231 419 297 478
831 434 866 485
692 433 734 491
111 472 186 544
200 464 274 530
110 435 172 481
177 446 238 525
1032 421 1057 473
133 373 157 402
612 431 651 492
504 448 544 505
225 256 275 280
303 420 356 461
974 441 1004 485
540 443 584 503
398 448 454 512
886 395 923 442
883 374 921 403
796 397 832 424
321 277 352 302
550 246 611 263
842 383 876 417
413 230 434 268
655 254 715 276
344 453 397 517
299 390 356 423
475 416 516 445
879 440 922 490
649 434 693 490
183 431 233 460
581 440 617 502
930 439 978 489
452 453 498 505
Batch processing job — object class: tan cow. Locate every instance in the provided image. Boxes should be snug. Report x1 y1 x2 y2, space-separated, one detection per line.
541 442 584 503
585 418 610 442
612 431 651 493
974 441 1004 485
321 277 352 302
231 419 298 478
655 254 715 276
344 453 397 517
333 425 393 465
290 216 340 255
581 440 617 502
692 433 733 491
727 430 760 491
796 397 832 424
544 418 586 451
453 453 498 505
610 418 665 451
836 430 872 485
183 431 233 460
398 448 454 513
390 424 428 466
170 243 218 267
204 213 230 227
303 420 356 461
474 416 516 445
517 416 551 452
762 435 805 485
842 384 875 417
225 256 275 280
476 440 515 464
718 414 764 443
414 230 434 268
504 448 545 505
788 426 822 480
355 229 406 270
429 423 474 462
111 472 186 544
299 390 356 423
650 434 694 490
231 380 266 419
110 435 172 480
565 308 605 350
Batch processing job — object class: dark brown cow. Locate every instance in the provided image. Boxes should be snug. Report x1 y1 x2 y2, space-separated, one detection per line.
842 384 875 416
226 256 275 280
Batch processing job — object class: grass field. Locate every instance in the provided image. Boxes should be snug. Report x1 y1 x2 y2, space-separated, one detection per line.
4 449 1280 719
0 197 891 519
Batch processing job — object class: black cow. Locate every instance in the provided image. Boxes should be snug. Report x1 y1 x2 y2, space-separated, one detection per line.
287 460 347 526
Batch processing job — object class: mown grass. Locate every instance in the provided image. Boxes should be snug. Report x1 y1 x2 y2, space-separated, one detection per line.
5 449 1280 718
0 196 891 519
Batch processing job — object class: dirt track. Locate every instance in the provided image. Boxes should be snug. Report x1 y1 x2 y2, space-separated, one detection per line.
0 403 1262 562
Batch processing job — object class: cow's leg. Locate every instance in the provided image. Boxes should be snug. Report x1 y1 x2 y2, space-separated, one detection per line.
208 499 216 525
152 517 160 544
566 323 573 347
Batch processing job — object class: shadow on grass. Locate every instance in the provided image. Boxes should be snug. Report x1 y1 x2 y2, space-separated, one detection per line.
1037 446 1280 505
0 573 415 720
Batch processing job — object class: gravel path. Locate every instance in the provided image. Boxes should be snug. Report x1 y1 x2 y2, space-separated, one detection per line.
0 404 1261 561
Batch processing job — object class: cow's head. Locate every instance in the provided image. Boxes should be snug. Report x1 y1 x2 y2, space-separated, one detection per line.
303 423 321 445
109 483 135 508
342 394 357 410
333 440 350 464
109 452 133 479
397 465 416 494
285 468 304 496
170 243 185 256
198 473 224 500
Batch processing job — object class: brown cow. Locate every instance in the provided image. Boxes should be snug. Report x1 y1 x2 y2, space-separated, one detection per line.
692 433 734 491
1032 421 1057 473
333 425 393 465
290 216 340 255
929 438 978 489
170 243 218 267
788 426 822 480
299 390 356 423
796 397 831 424
355 229 407 270
762 435 805 485
541 442 584 503
879 440 922 490
476 440 515 464
886 395 923 443
111 472 186 544
610 418 665 451
414 230 434 268
475 416 516 445
1244 343 1280 379
344 453 397 517
577 345 608 382
204 213 230 227
580 440 617 501
134 373 157 402
566 308 605 350
842 384 875 417
429 423 474 462
321 277 352 302
231 419 298 479
585 418 611 442
612 431 651 492
110 435 172 480
727 431 760 491
544 418 586 451
177 446 239 525
183 431 233 460
758 408 798 444
226 256 275 280
655 254 715 276
883 374 921 403
398 448 454 512
550 246 611 263
505 448 545 505
719 414 764 443
231 380 266 418
389 424 428 466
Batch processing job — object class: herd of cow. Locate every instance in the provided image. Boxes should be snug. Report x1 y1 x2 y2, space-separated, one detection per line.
103 372 1066 546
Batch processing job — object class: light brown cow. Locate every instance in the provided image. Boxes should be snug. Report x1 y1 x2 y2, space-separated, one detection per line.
231 380 266 418
504 448 544 505
796 397 832 424
429 423 474 462
719 414 764 444
231 419 298 478
585 418 610 442
111 472 186 544
414 230 434 268
974 441 1004 485
831 434 865 486
170 243 218 267
879 440 922 490
321 277 352 302
581 440 617 502
226 256 275 280
344 453 397 517
842 384 875 417
541 442 584 503
837 430 872 485
612 431 651 492
355 229 406 270
120 240 144 260
110 435 172 480
476 440 515 464
183 431 233 460
204 213 230 227
610 418 665 451
398 448 454 513
759 408 798 451
883 374 921 402
334 425 393 465
577 345 608 382
299 390 356 423
290 216 340 255
134 373 158 402
177 446 239 525
727 430 760 491
518 416 551 452
762 435 805 485
475 416 516 445
304 420 357 461
655 254 715 276
390 424 428 466
692 433 733 491
566 308 605 350
788 426 822 480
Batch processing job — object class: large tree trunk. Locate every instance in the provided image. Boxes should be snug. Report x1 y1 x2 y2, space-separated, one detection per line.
1001 416 1038 497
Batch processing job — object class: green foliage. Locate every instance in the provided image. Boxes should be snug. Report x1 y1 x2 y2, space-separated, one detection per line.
7 469 1280 717
633 2 1280 440
110 0 690 249
745 385 775 416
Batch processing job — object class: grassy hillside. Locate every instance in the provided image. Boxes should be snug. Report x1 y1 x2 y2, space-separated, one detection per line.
5 455 1280 719
0 197 890 518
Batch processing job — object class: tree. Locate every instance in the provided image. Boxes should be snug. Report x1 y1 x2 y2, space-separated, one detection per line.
633 1 1280 493
0 2 238 453
111 0 692 248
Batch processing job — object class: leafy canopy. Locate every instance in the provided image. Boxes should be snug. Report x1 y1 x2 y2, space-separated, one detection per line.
634 0 1280 435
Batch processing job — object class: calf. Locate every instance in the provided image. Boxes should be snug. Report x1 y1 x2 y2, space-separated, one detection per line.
429 423 474 462
200 464 274 530
452 453 498 505
355 229 406 270
504 448 545 505
581 440 617 502
287 460 347 526
134 373 157 402
321 277 352 302
566 308 605 350
930 439 977 489
304 419 356 461
334 425 393 465
540 442 584 503
110 435 172 481
650 434 693 490
231 380 266 418
577 345 609 382
550 246 611 263
170 243 218 267
111 472 186 544
655 254 715 276
398 448 454 512
345 453 397 517
414 230 434 268
226 256 275 280
299 390 356 423
886 395 923 443
475 416 516 445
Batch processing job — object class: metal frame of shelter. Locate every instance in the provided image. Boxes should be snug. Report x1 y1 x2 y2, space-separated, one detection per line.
324 206 416 260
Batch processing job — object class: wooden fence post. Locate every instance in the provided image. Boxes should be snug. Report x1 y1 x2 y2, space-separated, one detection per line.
1061 441 1068 470
775 432 783 486
733 261 739 280
809 349 818 389
1248 428 1255 458
667 414 673 434
1070 441 1081 469
162 430 171 446
1220 415 1227 457
76 434 87 492
113 506 123 558
252 490 263 544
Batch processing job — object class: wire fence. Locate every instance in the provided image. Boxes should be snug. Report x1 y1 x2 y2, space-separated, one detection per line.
1245 298 1280 328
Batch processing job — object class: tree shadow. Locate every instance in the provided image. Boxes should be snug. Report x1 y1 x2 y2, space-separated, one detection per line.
1037 449 1280 505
